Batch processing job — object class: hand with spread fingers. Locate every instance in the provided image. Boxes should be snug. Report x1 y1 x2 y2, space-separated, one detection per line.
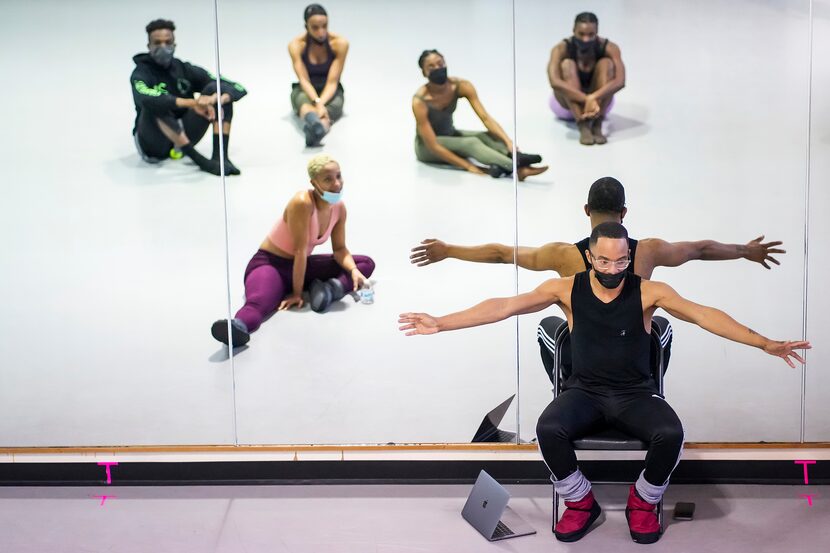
278 294 304 311
763 340 811 368
744 235 786 269
398 312 439 336
410 239 448 267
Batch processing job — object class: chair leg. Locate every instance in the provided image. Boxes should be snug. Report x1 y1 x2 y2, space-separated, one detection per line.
552 487 560 532
658 498 664 533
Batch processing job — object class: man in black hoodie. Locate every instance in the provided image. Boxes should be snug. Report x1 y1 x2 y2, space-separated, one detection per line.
131 19 247 176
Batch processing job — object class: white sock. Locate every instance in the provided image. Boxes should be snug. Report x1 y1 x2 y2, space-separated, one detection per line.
552 468 592 502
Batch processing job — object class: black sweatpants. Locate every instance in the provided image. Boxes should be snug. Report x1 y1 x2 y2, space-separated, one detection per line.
134 82 234 161
536 384 685 486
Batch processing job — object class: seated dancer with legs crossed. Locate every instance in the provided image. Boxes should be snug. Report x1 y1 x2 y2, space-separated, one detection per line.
399 222 809 544
212 155 375 346
131 19 246 175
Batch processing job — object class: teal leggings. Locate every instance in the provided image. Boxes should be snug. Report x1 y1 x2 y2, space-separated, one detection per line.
415 130 512 171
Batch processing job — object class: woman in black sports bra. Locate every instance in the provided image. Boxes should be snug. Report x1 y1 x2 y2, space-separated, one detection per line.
288 4 349 147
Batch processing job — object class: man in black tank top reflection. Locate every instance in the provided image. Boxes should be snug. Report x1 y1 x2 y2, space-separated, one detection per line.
409 177 785 383
548 12 625 145
399 222 809 544
288 4 349 147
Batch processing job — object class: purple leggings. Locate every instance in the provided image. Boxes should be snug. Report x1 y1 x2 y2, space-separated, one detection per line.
235 249 376 332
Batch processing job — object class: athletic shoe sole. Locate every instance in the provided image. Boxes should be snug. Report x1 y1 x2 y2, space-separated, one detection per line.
211 320 250 347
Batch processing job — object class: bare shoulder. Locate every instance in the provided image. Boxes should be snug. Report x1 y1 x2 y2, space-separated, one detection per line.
288 33 306 51
288 190 314 210
550 40 566 55
641 279 675 299
330 33 349 51
605 39 622 56
539 275 574 296
637 237 667 252
455 78 474 95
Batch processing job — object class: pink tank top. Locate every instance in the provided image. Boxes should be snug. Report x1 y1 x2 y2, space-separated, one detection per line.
267 191 343 256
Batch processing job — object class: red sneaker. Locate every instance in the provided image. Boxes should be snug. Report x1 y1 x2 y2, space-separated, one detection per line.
625 485 662 544
554 490 602 542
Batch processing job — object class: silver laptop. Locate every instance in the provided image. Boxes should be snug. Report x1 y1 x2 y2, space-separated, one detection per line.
462 470 536 541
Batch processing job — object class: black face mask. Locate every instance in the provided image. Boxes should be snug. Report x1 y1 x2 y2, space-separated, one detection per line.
428 67 448 85
307 32 327 45
593 269 626 289
150 45 175 68
573 37 596 53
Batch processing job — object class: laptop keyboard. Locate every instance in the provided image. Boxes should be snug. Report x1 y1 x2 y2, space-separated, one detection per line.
492 521 515 538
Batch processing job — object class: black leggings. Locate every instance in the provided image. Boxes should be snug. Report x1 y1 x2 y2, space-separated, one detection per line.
134 82 234 160
536 385 685 486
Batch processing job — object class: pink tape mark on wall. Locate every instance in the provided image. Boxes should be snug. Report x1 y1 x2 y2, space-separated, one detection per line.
794 460 816 485
91 494 116 506
800 494 814 506
97 462 119 484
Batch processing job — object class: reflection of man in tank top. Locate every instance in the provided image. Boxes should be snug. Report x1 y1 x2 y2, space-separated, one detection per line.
548 12 626 145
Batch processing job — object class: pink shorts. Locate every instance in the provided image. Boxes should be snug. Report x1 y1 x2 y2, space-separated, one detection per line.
549 94 615 121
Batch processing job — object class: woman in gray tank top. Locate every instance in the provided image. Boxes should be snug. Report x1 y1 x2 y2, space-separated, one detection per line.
412 50 548 181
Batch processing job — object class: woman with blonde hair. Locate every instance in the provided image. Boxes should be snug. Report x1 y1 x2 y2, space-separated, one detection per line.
211 154 375 346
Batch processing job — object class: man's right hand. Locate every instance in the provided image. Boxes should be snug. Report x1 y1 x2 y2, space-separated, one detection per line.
410 239 449 267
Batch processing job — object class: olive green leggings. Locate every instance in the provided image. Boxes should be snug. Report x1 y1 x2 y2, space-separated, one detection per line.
415 130 512 171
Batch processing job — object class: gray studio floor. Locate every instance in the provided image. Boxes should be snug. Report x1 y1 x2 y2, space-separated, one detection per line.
1 483 828 552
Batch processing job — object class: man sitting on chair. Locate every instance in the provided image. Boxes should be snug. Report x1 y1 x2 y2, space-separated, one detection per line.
399 222 809 544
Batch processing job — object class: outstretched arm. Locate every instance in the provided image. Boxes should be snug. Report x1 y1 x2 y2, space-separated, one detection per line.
648 281 810 367
410 239 573 272
399 279 564 335
645 236 785 270
458 80 514 152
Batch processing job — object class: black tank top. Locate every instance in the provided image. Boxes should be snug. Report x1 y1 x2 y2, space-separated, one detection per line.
569 271 652 389
414 93 458 137
563 37 609 90
302 37 335 93
574 236 638 273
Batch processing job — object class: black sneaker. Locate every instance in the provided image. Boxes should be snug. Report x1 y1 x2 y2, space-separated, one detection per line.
211 318 250 347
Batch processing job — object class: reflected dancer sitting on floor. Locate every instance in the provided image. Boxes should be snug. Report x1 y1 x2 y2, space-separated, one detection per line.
131 19 247 175
288 4 348 147
413 50 548 181
211 155 375 347
548 12 625 145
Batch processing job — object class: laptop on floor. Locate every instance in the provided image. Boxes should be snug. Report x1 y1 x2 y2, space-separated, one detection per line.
462 470 536 541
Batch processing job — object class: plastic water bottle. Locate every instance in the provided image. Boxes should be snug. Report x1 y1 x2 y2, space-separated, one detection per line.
359 282 374 304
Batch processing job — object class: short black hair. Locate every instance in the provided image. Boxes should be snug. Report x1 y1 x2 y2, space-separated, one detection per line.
574 12 598 26
146 19 175 36
589 222 628 248
587 177 625 213
304 4 327 22
418 49 443 69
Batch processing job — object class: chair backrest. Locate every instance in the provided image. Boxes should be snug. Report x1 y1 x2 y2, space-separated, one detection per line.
552 318 666 399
